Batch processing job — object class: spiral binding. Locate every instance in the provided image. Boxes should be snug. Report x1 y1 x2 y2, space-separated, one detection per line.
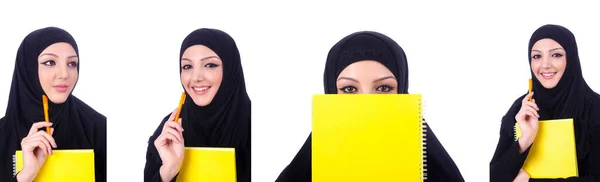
514 124 518 141
12 154 16 176
419 97 428 181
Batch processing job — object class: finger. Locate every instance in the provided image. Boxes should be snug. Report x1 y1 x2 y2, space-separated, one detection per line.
35 135 54 155
524 110 538 120
166 132 184 144
32 139 50 156
524 107 539 118
523 92 534 103
154 133 168 146
523 101 540 111
28 122 53 136
37 130 57 148
165 127 183 143
166 121 184 133
154 134 167 147
167 108 178 122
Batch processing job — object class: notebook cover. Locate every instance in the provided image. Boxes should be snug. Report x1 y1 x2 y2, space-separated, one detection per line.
312 94 425 182
176 147 237 182
515 118 578 178
14 149 95 181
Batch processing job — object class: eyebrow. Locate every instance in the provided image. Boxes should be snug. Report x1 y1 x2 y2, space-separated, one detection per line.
181 56 220 62
336 76 396 83
337 77 359 83
373 76 395 83
531 47 564 53
38 53 78 59
39 53 58 58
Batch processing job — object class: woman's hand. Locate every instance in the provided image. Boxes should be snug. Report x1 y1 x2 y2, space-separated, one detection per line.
17 121 56 182
154 109 185 182
515 92 540 153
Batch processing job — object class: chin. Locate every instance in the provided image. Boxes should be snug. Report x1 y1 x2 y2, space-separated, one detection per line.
540 82 559 89
191 97 213 107
48 97 68 104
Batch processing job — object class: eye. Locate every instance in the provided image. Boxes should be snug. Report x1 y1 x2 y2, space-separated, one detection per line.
376 85 394 92
68 61 78 67
339 86 357 94
41 60 56 66
205 63 219 68
182 65 192 70
531 54 541 59
552 53 564 58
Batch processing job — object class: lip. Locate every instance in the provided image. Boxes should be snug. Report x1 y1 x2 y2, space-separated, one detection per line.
540 72 557 80
190 86 211 95
53 84 68 92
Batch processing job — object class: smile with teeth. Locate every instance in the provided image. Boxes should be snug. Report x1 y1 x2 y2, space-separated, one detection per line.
192 86 210 92
540 72 556 79
541 72 556 76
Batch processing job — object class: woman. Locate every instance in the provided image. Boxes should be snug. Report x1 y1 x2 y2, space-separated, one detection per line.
143 28 251 182
275 31 464 182
489 24 600 181
0 27 107 181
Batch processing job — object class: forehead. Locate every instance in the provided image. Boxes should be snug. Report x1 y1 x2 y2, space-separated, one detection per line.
182 45 218 58
337 60 394 79
532 38 564 50
39 42 77 55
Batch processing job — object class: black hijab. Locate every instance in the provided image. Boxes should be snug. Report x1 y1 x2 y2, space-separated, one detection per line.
528 24 599 166
275 31 464 182
144 28 251 182
323 31 409 94
0 27 106 181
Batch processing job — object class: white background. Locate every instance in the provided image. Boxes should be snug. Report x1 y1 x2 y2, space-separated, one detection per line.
1 1 599 181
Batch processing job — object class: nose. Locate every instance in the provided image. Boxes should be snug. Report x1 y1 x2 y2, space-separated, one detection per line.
191 66 205 82
362 85 375 94
57 63 69 80
541 56 552 69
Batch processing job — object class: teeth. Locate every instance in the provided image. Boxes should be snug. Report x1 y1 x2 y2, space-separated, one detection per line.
193 87 208 91
542 73 555 77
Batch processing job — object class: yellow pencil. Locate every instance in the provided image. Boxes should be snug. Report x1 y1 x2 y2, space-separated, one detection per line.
528 79 533 102
42 95 50 134
174 92 186 123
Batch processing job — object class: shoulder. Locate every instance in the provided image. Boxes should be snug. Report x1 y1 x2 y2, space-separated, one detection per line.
0 117 6 135
149 113 172 139
503 94 526 120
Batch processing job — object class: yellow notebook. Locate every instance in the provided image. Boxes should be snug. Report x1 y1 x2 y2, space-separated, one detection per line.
312 94 425 182
515 118 578 178
176 147 237 182
14 149 95 181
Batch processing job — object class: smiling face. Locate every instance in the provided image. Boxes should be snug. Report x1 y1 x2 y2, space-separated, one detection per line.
37 42 79 104
530 38 567 89
180 45 223 106
336 60 398 94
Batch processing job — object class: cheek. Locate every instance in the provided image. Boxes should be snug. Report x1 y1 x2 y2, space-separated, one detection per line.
557 58 567 73
530 61 540 72
38 68 53 88
69 69 79 84
209 68 224 87
180 72 191 86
